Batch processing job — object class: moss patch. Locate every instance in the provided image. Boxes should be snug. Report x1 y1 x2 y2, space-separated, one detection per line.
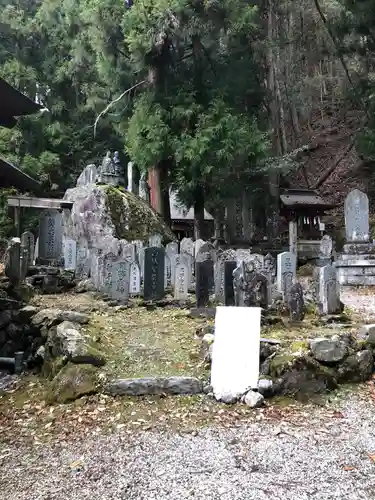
85 307 210 380
105 186 174 242
290 340 309 353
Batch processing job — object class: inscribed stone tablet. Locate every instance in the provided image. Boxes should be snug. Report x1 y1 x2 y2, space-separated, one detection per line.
344 189 369 242
211 307 261 401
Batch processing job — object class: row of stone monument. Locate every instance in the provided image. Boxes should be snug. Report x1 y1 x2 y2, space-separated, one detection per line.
13 228 338 315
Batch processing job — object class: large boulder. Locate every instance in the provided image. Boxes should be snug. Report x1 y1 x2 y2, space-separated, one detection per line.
269 354 338 395
63 184 174 249
46 363 102 404
310 337 347 363
45 320 105 367
337 350 374 383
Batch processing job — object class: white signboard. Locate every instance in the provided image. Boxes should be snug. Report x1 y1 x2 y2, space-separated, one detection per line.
211 307 261 402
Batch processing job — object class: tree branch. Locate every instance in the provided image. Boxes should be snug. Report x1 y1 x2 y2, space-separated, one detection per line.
93 80 146 137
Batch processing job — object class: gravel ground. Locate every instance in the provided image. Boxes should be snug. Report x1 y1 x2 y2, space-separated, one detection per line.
1 392 375 500
2 288 375 499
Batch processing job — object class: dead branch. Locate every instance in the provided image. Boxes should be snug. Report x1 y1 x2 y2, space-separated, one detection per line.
93 80 147 137
312 139 355 189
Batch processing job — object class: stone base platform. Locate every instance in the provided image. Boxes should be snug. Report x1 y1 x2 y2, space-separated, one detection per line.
336 242 375 285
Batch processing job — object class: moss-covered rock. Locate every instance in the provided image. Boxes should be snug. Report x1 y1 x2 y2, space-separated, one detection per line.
63 184 174 247
46 363 102 404
336 350 374 383
270 353 338 396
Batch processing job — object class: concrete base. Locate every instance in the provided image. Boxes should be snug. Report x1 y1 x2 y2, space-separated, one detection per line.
336 242 375 285
336 257 375 285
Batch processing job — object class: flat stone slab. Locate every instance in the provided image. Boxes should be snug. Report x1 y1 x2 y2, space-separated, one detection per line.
336 259 375 267
343 243 375 255
105 376 203 396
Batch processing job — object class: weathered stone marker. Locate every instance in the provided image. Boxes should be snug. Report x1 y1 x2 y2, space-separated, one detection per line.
344 189 369 242
223 261 237 306
277 251 296 303
39 210 62 260
195 261 213 308
20 231 35 266
63 239 77 271
211 306 261 402
319 264 340 314
144 247 165 301
174 262 189 300
289 281 305 321
164 254 172 288
129 262 141 295
110 260 130 302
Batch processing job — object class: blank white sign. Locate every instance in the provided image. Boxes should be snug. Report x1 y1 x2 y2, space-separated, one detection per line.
211 306 261 401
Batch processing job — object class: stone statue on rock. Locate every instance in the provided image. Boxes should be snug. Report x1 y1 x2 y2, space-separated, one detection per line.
139 171 150 204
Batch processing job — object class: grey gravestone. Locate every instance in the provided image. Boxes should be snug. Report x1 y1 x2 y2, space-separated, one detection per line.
144 247 165 301
76 247 89 279
132 240 144 277
277 252 296 304
319 264 340 314
166 242 178 259
224 261 237 306
195 261 213 308
214 261 225 303
34 237 39 264
110 261 130 302
63 239 77 271
120 242 136 263
234 261 268 308
164 254 172 288
288 281 305 321
149 234 163 248
344 189 369 242
180 237 194 256
235 249 252 265
39 210 62 260
319 235 333 258
130 262 141 295
194 239 206 258
196 242 216 263
317 234 333 267
174 262 189 300
19 246 29 281
5 238 21 283
264 253 276 277
172 253 193 289
101 252 118 293
20 231 34 266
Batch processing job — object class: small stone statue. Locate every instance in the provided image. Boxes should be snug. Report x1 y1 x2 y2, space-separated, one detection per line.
233 260 268 309
139 171 150 204
113 151 121 176
101 151 115 175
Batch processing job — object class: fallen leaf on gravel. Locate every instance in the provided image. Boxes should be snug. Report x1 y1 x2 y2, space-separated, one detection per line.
332 411 345 418
368 454 375 463
343 466 356 471
70 460 83 469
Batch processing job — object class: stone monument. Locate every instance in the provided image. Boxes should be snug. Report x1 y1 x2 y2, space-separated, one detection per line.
336 189 375 285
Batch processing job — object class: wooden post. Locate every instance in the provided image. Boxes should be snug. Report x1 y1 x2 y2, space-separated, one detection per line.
14 206 20 236
289 218 298 257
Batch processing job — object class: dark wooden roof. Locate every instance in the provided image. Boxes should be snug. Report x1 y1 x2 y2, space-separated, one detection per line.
0 156 40 192
280 189 336 210
0 77 42 128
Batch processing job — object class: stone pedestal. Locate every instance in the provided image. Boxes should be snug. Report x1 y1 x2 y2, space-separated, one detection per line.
335 243 375 285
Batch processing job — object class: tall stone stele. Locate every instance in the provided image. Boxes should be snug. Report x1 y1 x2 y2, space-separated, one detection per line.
336 189 375 286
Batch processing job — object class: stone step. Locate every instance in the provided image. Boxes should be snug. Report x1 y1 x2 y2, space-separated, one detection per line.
336 259 375 267
339 254 375 261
